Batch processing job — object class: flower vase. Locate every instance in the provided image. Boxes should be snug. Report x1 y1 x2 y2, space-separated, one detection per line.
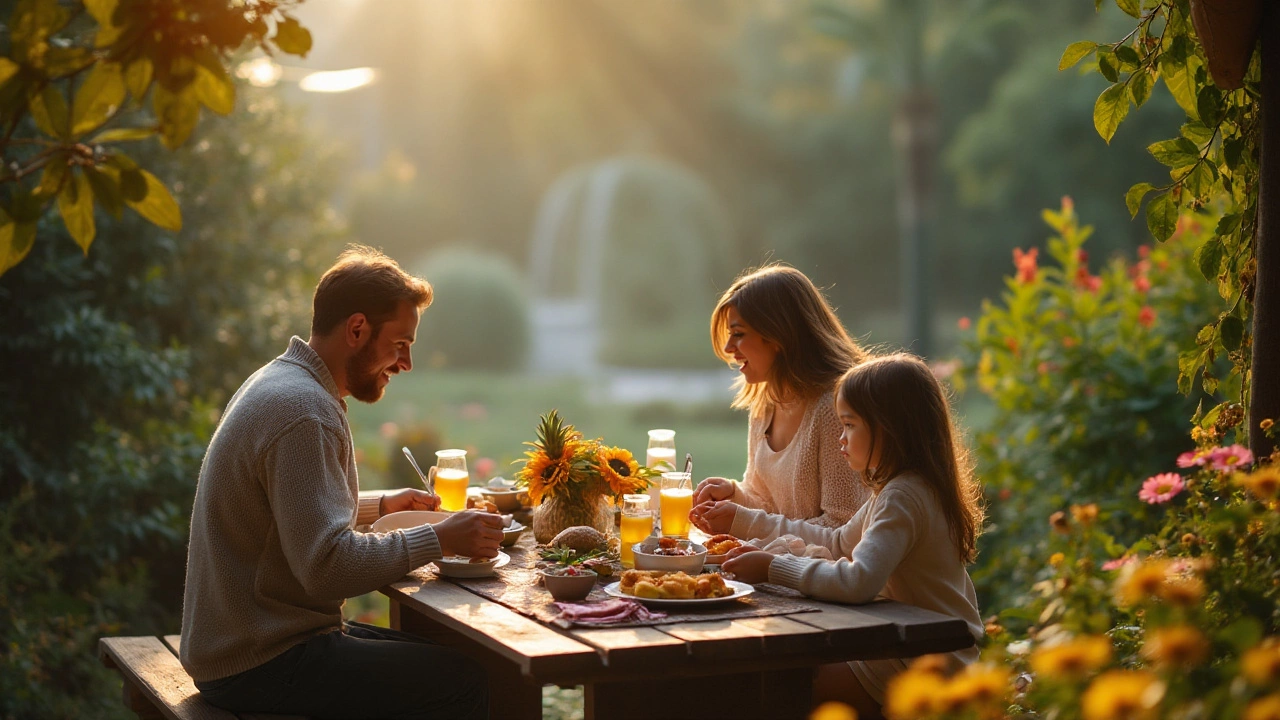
532 493 611 544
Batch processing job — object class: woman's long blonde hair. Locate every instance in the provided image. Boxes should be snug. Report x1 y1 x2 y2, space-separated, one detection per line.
836 354 984 563
711 264 865 417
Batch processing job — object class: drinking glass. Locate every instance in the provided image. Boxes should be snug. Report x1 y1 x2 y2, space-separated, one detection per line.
646 429 676 533
659 472 693 538
619 494 653 569
434 449 470 512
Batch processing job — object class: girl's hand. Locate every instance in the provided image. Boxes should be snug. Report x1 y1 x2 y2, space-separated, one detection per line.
379 488 441 515
689 500 737 535
722 550 772 584
694 477 736 505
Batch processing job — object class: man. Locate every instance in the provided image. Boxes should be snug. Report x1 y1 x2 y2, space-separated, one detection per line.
180 246 503 719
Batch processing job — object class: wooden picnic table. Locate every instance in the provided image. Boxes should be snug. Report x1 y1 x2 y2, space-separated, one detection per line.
379 542 975 720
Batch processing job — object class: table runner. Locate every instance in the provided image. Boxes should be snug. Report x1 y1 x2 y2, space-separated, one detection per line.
409 535 820 628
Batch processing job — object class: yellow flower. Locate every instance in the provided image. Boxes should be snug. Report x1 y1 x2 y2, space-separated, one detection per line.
1246 694 1280 720
1141 626 1209 669
1050 510 1071 535
809 701 858 720
1243 638 1280 685
1158 576 1204 607
1262 419 1275 432
1049 552 1065 567
1237 468 1280 500
1072 503 1100 526
518 450 570 506
948 663 1009 706
1081 670 1165 720
884 669 941 720
1030 636 1112 678
908 653 953 676
1115 560 1171 606
596 446 647 497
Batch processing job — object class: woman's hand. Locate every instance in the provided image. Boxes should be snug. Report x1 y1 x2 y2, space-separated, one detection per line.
694 477 736 505
722 550 773 584
689 500 738 535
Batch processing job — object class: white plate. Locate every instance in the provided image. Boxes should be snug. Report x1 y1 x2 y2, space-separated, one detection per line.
371 510 513 533
601 579 755 606
431 551 510 578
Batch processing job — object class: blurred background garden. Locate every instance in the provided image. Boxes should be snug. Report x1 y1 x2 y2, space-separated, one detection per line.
3 0 1274 718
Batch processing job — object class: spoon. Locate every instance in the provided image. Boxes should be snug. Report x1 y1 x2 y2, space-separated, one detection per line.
683 452 693 478
402 446 435 494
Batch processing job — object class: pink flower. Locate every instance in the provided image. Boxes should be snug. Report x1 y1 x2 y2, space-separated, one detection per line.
474 457 497 478
1139 472 1185 504
1176 449 1210 468
1013 247 1039 284
379 421 400 439
1138 245 1151 259
1208 444 1254 472
1102 555 1137 571
1134 276 1151 293
958 316 971 330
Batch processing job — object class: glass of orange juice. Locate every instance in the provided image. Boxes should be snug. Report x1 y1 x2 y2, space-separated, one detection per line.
434 449 470 512
659 472 693 538
620 494 652 569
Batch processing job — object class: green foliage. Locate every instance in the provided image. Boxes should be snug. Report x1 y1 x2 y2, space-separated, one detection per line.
0 86 342 718
0 0 314 275
415 248 531 371
959 201 1223 612
1063 0 1261 429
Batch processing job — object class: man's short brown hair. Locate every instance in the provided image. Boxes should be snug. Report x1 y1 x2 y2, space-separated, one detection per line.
311 245 433 336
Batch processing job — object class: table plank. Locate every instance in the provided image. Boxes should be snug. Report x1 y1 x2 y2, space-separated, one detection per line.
659 615 827 660
567 626 689 671
867 600 974 644
787 602 901 649
385 576 600 678
99 637 235 720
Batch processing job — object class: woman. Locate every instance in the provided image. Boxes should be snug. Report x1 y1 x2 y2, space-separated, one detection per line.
693 264 869 527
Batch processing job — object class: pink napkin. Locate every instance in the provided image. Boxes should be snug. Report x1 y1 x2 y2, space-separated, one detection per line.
551 598 667 628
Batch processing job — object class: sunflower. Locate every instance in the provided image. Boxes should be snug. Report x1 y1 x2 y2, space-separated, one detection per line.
1141 626 1209 669
515 410 584 505
596 446 651 497
1030 636 1112 679
1081 670 1164 720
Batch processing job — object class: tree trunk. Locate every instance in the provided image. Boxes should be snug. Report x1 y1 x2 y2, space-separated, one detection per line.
1250 3 1279 459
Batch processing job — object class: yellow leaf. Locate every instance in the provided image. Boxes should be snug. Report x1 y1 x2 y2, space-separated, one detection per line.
29 85 69 137
274 16 312 58
0 221 38 275
125 169 181 232
57 170 95 253
0 58 21 87
36 155 67 197
71 62 126 136
192 52 235 115
152 84 199 149
90 126 156 144
124 57 152 100
86 0 124 47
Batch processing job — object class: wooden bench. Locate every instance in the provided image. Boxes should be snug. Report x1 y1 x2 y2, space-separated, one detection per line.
98 635 306 720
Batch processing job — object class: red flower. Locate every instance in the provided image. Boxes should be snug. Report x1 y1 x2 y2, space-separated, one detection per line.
1077 249 1088 263
1013 247 1039 284
1075 267 1102 292
1004 337 1019 354
958 316 971 330
1138 245 1151 259
1062 336 1078 348
1138 306 1156 328
1061 196 1074 214
1134 276 1151 293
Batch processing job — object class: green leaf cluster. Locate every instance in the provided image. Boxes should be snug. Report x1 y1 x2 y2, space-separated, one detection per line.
1062 0 1260 430
0 0 315 274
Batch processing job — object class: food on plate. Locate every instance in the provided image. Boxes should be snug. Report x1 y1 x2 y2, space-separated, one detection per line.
705 534 744 556
441 555 493 564
648 537 697 557
618 569 733 599
550 526 607 553
466 497 501 514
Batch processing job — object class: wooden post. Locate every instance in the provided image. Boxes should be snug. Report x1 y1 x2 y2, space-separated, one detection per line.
1251 3 1278 459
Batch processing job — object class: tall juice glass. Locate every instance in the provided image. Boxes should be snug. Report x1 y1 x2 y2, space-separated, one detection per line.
659 472 693 538
646 429 676 534
620 494 653 569
434 449 470 512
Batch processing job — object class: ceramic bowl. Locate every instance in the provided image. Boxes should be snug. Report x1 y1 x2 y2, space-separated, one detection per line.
631 538 707 574
501 521 528 547
480 487 524 512
540 568 597 602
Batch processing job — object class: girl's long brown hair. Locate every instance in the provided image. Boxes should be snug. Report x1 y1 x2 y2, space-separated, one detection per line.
837 353 984 563
711 264 865 417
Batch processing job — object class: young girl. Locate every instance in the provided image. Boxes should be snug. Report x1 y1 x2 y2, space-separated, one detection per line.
693 264 870 528
691 353 985 719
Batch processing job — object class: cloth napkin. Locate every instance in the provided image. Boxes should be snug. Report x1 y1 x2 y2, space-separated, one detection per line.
550 598 667 628
754 534 834 560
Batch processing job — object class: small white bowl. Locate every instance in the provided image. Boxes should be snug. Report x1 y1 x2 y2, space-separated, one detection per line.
631 538 707 574
501 522 527 547
480 487 524 512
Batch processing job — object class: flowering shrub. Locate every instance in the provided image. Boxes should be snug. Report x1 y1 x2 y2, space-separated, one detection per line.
957 199 1223 611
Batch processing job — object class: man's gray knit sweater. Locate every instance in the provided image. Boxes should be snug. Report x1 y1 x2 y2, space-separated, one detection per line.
180 337 442 682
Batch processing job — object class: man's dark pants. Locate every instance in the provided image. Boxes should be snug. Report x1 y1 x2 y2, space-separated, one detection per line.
196 621 488 719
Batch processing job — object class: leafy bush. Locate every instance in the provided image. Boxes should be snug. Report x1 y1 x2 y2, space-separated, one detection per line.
956 200 1223 612
0 88 342 719
414 248 531 371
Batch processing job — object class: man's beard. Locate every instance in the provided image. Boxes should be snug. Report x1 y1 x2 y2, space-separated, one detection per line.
346 335 386 403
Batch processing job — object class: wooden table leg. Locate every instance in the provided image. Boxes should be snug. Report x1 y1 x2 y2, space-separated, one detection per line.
584 666 814 720
390 597 542 720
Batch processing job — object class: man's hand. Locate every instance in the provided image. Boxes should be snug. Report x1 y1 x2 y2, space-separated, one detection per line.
689 500 738 535
721 550 773 584
693 477 736 505
432 510 505 559
379 488 441 515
